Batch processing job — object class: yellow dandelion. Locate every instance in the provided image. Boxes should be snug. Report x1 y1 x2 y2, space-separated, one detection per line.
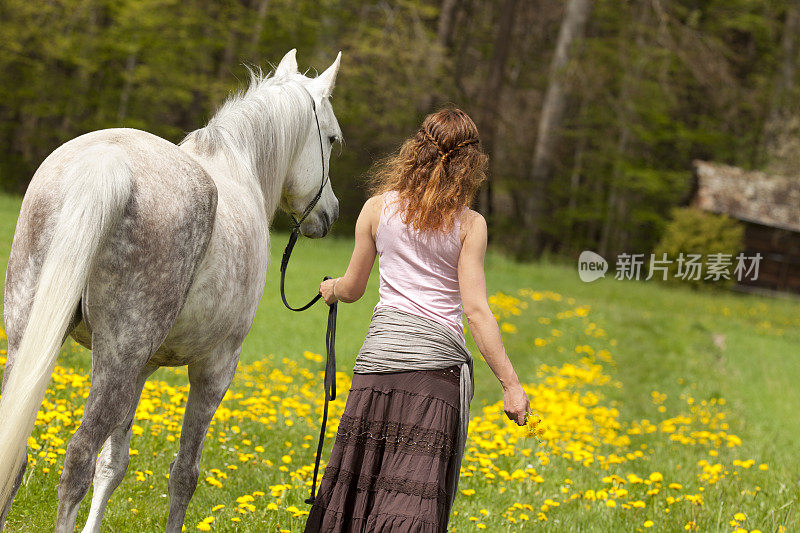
500 323 518 334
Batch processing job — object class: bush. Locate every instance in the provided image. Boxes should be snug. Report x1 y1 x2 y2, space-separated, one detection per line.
652 208 744 288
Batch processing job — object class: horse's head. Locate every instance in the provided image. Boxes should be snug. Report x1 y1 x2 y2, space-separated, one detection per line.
278 50 342 239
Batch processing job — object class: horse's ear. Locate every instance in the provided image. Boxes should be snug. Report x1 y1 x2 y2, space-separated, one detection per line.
275 49 298 77
312 52 341 98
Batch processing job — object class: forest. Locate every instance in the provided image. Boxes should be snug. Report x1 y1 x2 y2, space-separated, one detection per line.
1 0 798 259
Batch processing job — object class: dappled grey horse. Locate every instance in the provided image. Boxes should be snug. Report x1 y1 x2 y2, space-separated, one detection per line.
0 49 341 533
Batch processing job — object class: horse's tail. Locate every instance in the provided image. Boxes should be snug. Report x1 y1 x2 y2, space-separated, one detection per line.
0 144 133 508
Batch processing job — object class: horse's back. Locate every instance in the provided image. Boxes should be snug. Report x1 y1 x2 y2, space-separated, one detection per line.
21 128 217 225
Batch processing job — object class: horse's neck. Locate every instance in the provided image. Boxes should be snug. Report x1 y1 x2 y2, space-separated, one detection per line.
181 84 309 224
181 137 271 216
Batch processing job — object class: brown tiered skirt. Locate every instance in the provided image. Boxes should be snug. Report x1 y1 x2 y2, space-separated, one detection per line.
304 365 462 533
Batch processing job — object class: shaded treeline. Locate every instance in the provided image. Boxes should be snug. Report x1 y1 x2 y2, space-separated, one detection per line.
1 0 798 258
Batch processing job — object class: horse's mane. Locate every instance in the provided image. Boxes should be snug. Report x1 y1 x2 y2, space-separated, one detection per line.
182 69 313 195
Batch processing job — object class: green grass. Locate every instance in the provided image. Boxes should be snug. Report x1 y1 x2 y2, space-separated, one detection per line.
1 192 799 532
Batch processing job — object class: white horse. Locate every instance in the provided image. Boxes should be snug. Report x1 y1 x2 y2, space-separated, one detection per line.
0 49 341 533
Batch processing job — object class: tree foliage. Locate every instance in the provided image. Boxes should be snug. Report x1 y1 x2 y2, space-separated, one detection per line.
0 0 797 258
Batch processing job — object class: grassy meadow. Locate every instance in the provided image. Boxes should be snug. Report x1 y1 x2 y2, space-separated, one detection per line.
0 192 798 532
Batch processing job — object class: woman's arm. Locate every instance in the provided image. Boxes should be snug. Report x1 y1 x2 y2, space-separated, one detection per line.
318 196 380 304
458 211 530 425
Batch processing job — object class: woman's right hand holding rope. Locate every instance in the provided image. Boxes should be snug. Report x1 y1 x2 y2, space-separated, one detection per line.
319 277 340 305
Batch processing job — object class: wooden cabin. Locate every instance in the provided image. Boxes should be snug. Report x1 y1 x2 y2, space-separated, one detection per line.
691 160 800 294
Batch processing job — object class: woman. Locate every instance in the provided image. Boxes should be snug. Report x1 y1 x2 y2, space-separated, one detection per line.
304 108 530 532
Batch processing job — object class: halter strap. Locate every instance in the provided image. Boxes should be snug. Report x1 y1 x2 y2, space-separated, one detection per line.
290 93 328 231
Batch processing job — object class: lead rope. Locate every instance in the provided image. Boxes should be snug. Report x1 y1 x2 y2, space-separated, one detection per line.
279 233 337 506
279 91 337 506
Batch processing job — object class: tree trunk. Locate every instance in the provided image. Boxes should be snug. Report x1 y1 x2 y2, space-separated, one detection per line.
419 0 460 113
451 1 479 100
760 0 800 169
522 0 592 258
599 2 650 258
58 1 99 139
117 49 139 123
778 2 799 101
598 125 630 257
477 0 518 231
212 24 241 108
436 0 458 50
248 0 270 60
218 31 238 81
565 110 587 250
216 5 243 97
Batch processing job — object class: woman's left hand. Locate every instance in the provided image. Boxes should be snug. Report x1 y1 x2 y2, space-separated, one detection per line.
503 382 531 426
319 277 339 305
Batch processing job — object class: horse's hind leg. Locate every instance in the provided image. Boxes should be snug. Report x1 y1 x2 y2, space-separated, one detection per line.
56 248 205 531
80 364 156 533
165 342 241 533
54 331 161 533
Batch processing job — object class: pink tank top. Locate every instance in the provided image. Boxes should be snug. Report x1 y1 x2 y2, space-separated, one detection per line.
373 190 466 341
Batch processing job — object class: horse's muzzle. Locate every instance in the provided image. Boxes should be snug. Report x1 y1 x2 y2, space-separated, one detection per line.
301 206 337 238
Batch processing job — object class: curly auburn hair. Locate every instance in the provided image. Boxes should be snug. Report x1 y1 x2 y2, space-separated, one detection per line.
367 108 488 233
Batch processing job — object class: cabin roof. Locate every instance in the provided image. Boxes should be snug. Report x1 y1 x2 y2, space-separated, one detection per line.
692 160 800 233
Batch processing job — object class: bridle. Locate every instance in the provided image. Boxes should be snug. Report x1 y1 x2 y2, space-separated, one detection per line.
285 94 330 239
278 88 337 506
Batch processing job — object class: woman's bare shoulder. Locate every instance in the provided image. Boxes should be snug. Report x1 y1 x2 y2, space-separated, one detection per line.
361 193 386 239
459 208 486 244
364 193 386 216
364 193 382 206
